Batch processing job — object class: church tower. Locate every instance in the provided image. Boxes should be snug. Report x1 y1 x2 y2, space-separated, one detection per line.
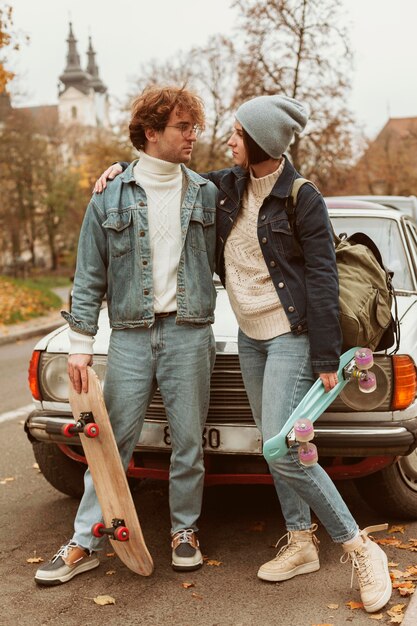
58 23 110 127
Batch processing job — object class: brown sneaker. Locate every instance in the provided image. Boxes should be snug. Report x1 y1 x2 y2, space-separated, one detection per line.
341 524 392 613
257 524 320 582
171 529 203 571
35 540 99 586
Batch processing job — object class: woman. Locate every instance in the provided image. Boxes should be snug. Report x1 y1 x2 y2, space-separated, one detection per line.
95 94 391 613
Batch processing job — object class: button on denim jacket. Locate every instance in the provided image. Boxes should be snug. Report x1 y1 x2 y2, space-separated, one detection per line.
62 160 217 335
206 156 342 373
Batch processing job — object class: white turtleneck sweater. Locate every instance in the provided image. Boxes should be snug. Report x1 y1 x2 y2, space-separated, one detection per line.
224 159 291 340
68 150 183 355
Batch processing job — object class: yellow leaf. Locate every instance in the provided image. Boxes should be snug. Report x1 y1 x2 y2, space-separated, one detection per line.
345 600 364 610
390 569 407 579
326 604 339 609
0 476 15 484
388 561 400 567
105 570 116 576
106 552 115 558
398 586 414 597
389 616 403 624
206 559 222 566
181 582 195 589
368 615 383 620
93 595 116 606
389 525 406 534
26 556 44 564
387 604 406 617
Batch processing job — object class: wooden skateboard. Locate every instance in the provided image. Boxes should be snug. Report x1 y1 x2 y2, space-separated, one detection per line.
65 366 154 576
263 347 377 466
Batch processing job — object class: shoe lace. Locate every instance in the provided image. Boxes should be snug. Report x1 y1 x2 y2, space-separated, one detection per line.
273 532 300 561
51 540 79 563
341 547 375 588
172 529 194 545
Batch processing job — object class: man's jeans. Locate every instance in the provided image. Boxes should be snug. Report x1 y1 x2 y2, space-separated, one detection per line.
238 329 358 543
72 316 216 551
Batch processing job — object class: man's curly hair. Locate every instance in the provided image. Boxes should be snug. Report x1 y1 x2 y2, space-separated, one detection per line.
129 85 205 150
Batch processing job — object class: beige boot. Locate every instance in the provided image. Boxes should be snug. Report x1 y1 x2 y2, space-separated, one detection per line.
257 524 320 582
341 524 392 613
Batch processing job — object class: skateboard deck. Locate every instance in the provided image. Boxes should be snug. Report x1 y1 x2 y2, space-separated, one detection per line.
68 367 154 576
263 347 376 465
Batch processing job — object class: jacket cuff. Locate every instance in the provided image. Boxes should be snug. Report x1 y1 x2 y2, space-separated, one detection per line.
311 359 340 374
61 310 98 336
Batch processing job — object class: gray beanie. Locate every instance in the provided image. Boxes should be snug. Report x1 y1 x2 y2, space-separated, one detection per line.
235 95 308 159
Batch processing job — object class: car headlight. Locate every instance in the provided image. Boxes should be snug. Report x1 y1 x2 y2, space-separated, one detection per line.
39 353 107 402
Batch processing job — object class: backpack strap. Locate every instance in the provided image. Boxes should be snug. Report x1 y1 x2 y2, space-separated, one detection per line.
285 178 319 257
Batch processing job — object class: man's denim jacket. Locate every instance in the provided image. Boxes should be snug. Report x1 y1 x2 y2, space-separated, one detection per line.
62 160 217 335
206 156 342 373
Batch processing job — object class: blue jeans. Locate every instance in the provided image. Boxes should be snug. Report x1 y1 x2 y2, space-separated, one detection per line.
238 329 358 543
73 317 216 551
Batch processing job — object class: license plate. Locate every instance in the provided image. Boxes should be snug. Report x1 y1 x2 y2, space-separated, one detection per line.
138 420 262 454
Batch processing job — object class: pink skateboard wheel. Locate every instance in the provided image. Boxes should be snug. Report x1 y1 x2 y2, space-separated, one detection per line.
358 371 377 393
294 418 314 442
354 348 373 370
298 443 318 466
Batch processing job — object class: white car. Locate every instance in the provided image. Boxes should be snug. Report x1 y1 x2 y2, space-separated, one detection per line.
25 199 417 518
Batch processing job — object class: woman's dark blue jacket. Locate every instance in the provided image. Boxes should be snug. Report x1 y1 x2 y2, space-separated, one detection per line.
205 156 342 374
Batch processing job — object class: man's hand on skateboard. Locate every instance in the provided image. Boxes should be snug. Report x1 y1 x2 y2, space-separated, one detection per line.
68 354 93 393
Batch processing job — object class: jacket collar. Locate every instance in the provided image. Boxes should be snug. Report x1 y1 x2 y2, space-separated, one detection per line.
120 159 208 186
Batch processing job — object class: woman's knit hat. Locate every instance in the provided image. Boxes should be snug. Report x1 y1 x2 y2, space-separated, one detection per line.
235 95 308 158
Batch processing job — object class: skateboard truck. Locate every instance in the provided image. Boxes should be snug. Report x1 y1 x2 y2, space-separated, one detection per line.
92 519 130 542
62 411 100 438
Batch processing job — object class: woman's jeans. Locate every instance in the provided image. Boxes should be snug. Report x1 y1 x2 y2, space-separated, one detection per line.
72 316 216 551
238 329 358 543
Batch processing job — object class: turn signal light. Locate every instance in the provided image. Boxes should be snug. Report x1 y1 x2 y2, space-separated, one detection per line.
28 350 41 401
392 355 417 410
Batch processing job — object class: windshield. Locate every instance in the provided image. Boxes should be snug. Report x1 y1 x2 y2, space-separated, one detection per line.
331 216 413 291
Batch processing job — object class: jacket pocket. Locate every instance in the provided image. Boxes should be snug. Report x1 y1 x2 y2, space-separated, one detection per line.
189 207 216 251
102 209 133 258
270 218 294 257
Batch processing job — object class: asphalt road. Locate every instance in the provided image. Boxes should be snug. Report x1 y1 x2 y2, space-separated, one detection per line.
1 336 417 626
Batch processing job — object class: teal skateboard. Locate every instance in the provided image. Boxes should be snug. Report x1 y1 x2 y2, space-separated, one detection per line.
262 347 376 466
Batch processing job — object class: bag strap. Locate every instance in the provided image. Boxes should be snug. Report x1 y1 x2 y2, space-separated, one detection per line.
285 178 319 257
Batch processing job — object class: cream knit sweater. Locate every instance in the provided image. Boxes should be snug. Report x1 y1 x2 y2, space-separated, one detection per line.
224 161 291 340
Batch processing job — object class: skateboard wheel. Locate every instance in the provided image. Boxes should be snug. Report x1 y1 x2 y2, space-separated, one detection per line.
298 443 318 466
92 522 105 538
62 423 75 438
294 418 314 442
84 423 100 438
114 526 129 542
354 348 374 370
358 372 377 394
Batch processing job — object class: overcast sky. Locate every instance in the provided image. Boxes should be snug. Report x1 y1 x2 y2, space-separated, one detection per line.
7 0 417 137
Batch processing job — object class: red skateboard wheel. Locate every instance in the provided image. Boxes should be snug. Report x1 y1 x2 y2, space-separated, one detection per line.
84 423 100 438
62 423 75 438
298 442 318 466
114 526 129 541
294 418 314 442
354 348 373 370
358 372 377 393
92 522 105 537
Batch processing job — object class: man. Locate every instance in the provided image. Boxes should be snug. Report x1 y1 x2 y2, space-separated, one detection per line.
35 86 218 585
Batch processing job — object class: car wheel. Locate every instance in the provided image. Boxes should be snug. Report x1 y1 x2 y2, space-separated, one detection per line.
355 451 417 520
32 441 85 499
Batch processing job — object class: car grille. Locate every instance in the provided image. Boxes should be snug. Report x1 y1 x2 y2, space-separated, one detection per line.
145 354 393 424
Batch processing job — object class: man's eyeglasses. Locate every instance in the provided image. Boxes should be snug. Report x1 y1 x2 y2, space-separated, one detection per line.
165 123 203 138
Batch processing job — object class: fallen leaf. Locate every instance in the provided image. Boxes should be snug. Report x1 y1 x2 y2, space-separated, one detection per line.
26 556 44 564
390 569 406 579
326 604 339 610
191 592 203 600
32 463 39 470
388 561 400 567
105 570 116 576
398 586 415 597
405 566 417 576
389 525 406 534
368 615 383 621
249 521 266 532
206 559 222 566
93 595 116 606
376 538 402 547
345 600 364 610
106 552 115 558
0 477 15 485
181 581 195 589
393 581 414 589
387 604 406 617
388 616 403 624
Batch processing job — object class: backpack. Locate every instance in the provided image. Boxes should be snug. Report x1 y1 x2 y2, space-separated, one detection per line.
285 178 399 353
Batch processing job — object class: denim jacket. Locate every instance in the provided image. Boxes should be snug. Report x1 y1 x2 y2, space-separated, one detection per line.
62 160 217 335
206 156 342 373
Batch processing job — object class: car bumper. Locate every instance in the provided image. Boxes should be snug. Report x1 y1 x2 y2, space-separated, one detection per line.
25 409 417 458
